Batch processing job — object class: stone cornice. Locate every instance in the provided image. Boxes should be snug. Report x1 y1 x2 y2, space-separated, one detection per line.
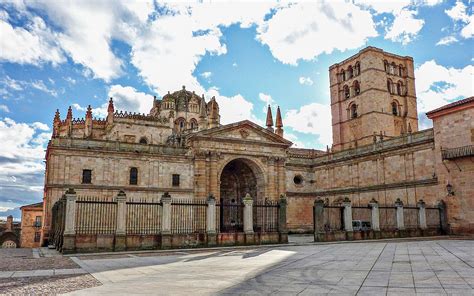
286 177 438 197
45 183 193 193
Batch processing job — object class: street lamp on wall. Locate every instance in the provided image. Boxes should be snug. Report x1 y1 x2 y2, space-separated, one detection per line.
446 183 454 196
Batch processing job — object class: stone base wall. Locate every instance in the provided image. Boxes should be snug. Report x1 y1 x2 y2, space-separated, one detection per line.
63 232 287 254
315 228 442 242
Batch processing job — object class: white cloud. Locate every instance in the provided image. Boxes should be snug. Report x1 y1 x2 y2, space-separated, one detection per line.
31 80 58 97
445 1 470 22
460 16 473 38
258 93 276 113
415 60 473 114
256 2 377 65
0 105 10 113
200 72 212 80
354 0 411 14
284 103 332 146
0 15 64 66
31 122 49 131
107 85 153 115
299 76 314 86
1 76 23 91
206 87 261 125
385 9 424 44
445 1 473 39
284 132 306 148
436 35 459 46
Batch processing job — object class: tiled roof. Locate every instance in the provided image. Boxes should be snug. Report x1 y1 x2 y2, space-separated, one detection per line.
20 202 43 209
426 96 474 116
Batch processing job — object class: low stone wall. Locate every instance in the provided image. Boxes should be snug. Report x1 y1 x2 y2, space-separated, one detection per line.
65 232 286 254
314 228 442 242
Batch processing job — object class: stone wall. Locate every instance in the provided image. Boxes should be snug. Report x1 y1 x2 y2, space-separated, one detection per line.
430 102 474 234
20 206 43 248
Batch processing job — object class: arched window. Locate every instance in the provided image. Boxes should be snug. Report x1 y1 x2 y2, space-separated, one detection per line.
343 85 350 99
139 137 148 144
392 102 399 116
190 119 198 130
387 79 393 94
342 70 346 81
397 81 403 95
398 65 403 76
130 167 138 185
353 80 360 96
384 60 389 73
348 66 353 79
390 62 396 75
355 62 360 76
175 117 186 132
350 103 358 119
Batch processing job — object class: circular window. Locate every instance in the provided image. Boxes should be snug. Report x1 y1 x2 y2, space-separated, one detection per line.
293 175 303 185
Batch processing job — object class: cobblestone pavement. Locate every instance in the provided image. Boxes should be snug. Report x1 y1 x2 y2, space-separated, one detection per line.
66 239 473 295
0 274 101 295
0 248 79 271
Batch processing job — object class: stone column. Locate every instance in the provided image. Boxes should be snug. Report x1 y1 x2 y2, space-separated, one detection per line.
206 194 217 246
161 192 172 249
115 190 127 251
417 199 427 230
278 194 288 243
313 199 325 242
395 198 405 231
62 188 77 253
369 199 380 232
343 197 353 231
243 194 254 244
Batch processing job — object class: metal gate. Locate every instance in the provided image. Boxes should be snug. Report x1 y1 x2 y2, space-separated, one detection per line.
49 196 67 250
218 198 244 232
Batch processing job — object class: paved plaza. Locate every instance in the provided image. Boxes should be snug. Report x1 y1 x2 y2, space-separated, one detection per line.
1 239 473 295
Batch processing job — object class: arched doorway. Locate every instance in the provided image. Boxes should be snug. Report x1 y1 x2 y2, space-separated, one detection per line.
219 158 263 232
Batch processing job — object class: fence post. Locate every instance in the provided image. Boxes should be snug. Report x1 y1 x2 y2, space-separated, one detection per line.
417 199 427 230
206 194 217 246
278 194 288 243
115 190 127 251
438 200 449 234
343 197 353 240
243 193 254 244
369 198 380 232
161 192 172 249
313 199 325 242
395 198 405 232
62 188 77 253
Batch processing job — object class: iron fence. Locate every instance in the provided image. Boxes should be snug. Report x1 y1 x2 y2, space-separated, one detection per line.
218 199 244 232
171 199 207 234
50 196 67 249
253 199 279 232
75 196 117 234
426 207 441 229
323 206 344 231
126 198 162 235
404 207 419 229
379 206 397 230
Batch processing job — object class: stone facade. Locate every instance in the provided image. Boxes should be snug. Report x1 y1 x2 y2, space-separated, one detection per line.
40 47 474 245
20 202 43 248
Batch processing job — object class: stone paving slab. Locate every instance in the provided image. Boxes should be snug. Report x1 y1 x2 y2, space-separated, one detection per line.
0 268 87 278
60 239 474 295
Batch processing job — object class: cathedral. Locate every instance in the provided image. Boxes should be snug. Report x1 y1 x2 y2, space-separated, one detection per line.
41 46 473 245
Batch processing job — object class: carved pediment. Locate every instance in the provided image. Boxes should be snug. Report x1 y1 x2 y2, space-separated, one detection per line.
188 120 292 147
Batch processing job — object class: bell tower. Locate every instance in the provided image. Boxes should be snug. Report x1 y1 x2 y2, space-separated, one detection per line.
329 47 418 151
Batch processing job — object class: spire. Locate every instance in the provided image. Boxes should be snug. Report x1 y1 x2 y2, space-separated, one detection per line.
86 105 92 119
66 106 72 120
54 109 60 123
208 96 219 128
275 106 283 137
53 109 60 138
199 95 207 118
107 97 114 113
266 105 274 132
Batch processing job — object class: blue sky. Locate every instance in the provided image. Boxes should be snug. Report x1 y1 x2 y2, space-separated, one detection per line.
0 0 473 219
